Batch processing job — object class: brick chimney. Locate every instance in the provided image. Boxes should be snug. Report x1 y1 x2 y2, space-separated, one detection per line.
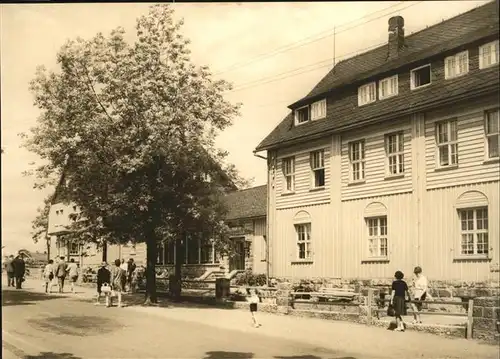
388 16 405 59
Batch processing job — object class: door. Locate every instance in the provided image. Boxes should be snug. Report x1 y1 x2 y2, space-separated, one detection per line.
229 238 245 271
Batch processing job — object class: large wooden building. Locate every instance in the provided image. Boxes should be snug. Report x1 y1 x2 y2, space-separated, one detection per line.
255 2 499 283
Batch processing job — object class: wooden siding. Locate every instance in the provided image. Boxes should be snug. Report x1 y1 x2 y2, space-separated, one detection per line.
275 137 331 209
252 217 267 274
339 193 415 279
340 117 413 200
421 182 499 281
272 203 334 278
425 95 500 189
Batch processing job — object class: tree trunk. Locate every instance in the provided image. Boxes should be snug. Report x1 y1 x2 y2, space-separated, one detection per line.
102 241 108 262
144 236 158 305
172 234 183 302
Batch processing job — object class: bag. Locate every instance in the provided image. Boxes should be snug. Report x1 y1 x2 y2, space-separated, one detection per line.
387 304 395 317
101 283 111 293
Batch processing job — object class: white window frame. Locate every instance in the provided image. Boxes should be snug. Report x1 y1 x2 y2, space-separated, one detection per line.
435 119 458 168
294 105 310 126
410 64 432 90
366 217 388 259
385 132 405 176
310 99 327 121
349 140 365 182
378 75 398 100
485 108 500 160
310 150 325 188
358 82 377 106
295 223 312 261
479 40 499 69
282 157 295 193
68 242 80 256
458 207 489 257
445 51 469 79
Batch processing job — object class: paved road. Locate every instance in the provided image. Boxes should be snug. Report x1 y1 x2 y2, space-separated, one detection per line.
2 287 361 359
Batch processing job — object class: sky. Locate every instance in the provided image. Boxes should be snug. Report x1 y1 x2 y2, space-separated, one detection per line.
0 1 488 254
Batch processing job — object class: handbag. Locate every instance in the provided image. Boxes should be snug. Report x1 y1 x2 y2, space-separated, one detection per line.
101 283 111 293
387 303 395 317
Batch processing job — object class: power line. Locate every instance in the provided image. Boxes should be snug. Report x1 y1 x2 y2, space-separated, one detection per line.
227 41 386 93
213 1 422 76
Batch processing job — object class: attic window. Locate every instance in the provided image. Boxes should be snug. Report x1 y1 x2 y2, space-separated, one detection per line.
479 40 499 69
310 99 326 121
295 106 310 125
410 65 431 90
358 82 376 106
379 75 398 100
445 51 469 79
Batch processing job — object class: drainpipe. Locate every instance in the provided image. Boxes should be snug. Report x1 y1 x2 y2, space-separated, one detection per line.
253 151 270 286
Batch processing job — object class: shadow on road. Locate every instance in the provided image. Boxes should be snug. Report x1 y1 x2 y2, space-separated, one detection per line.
203 352 254 359
24 352 82 359
1 288 70 307
274 357 357 359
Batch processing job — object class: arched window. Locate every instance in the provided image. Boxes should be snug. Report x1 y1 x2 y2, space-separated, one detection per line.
364 202 388 259
293 211 312 261
455 191 489 257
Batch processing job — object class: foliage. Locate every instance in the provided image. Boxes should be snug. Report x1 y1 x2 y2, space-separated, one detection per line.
30 195 52 244
233 270 267 287
22 4 244 302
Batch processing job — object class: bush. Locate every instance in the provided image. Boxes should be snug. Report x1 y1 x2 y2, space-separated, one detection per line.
233 271 267 287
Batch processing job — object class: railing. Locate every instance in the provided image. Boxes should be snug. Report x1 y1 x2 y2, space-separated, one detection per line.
370 289 474 340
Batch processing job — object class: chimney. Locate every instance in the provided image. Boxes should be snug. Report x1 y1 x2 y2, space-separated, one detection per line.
388 16 405 59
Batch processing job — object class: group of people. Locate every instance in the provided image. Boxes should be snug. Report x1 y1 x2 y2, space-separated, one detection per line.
390 266 428 332
42 256 80 293
95 258 136 308
4 254 26 289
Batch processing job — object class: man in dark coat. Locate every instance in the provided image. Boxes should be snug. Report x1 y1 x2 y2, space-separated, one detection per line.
12 254 26 289
5 255 15 287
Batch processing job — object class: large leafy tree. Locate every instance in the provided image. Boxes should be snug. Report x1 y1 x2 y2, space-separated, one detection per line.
23 4 244 304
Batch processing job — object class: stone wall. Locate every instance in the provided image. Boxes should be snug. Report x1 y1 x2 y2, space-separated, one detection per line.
472 297 500 343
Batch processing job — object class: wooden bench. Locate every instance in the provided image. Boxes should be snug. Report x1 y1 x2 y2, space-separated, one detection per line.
291 288 358 306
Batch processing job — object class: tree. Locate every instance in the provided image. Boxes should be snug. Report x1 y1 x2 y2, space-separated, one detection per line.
31 195 52 249
22 4 244 304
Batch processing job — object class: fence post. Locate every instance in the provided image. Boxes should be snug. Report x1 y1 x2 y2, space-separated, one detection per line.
367 288 374 325
467 299 474 340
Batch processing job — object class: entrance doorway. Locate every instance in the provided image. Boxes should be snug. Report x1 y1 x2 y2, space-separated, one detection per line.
229 237 246 271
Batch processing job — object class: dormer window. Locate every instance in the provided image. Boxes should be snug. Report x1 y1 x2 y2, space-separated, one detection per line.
358 82 376 106
295 106 309 125
294 99 326 125
410 64 431 90
379 75 398 100
445 51 469 79
479 40 499 69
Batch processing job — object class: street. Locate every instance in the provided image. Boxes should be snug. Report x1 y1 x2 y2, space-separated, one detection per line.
2 279 499 359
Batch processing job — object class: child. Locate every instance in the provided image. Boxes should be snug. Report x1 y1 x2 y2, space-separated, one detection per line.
411 266 428 324
390 270 410 332
96 262 111 306
43 260 55 293
247 288 261 328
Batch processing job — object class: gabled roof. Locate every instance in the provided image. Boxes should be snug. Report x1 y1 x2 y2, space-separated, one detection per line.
255 1 500 151
225 185 267 221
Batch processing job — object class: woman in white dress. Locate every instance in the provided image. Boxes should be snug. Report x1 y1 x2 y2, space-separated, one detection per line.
411 266 428 324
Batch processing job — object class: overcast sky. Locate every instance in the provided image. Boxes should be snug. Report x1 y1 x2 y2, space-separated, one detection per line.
1 1 488 254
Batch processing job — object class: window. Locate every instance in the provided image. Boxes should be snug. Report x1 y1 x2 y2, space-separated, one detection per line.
187 237 200 264
282 157 295 192
295 223 312 260
436 120 458 167
349 140 365 181
166 241 175 264
479 40 499 69
385 132 404 175
367 217 388 258
200 241 214 264
156 243 165 265
379 75 398 99
358 82 376 106
485 108 499 159
445 51 469 79
69 242 80 255
410 65 431 89
310 150 325 188
295 106 309 125
459 208 488 256
311 99 327 121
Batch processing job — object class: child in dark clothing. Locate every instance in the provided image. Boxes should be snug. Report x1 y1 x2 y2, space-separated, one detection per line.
95 262 111 306
390 270 411 332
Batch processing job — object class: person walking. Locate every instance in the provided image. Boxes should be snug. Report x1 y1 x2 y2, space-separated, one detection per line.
67 258 79 294
109 259 126 308
55 256 68 293
410 266 428 324
96 262 111 306
247 288 261 328
126 258 136 292
390 270 411 332
12 254 26 290
43 259 55 293
5 255 15 287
